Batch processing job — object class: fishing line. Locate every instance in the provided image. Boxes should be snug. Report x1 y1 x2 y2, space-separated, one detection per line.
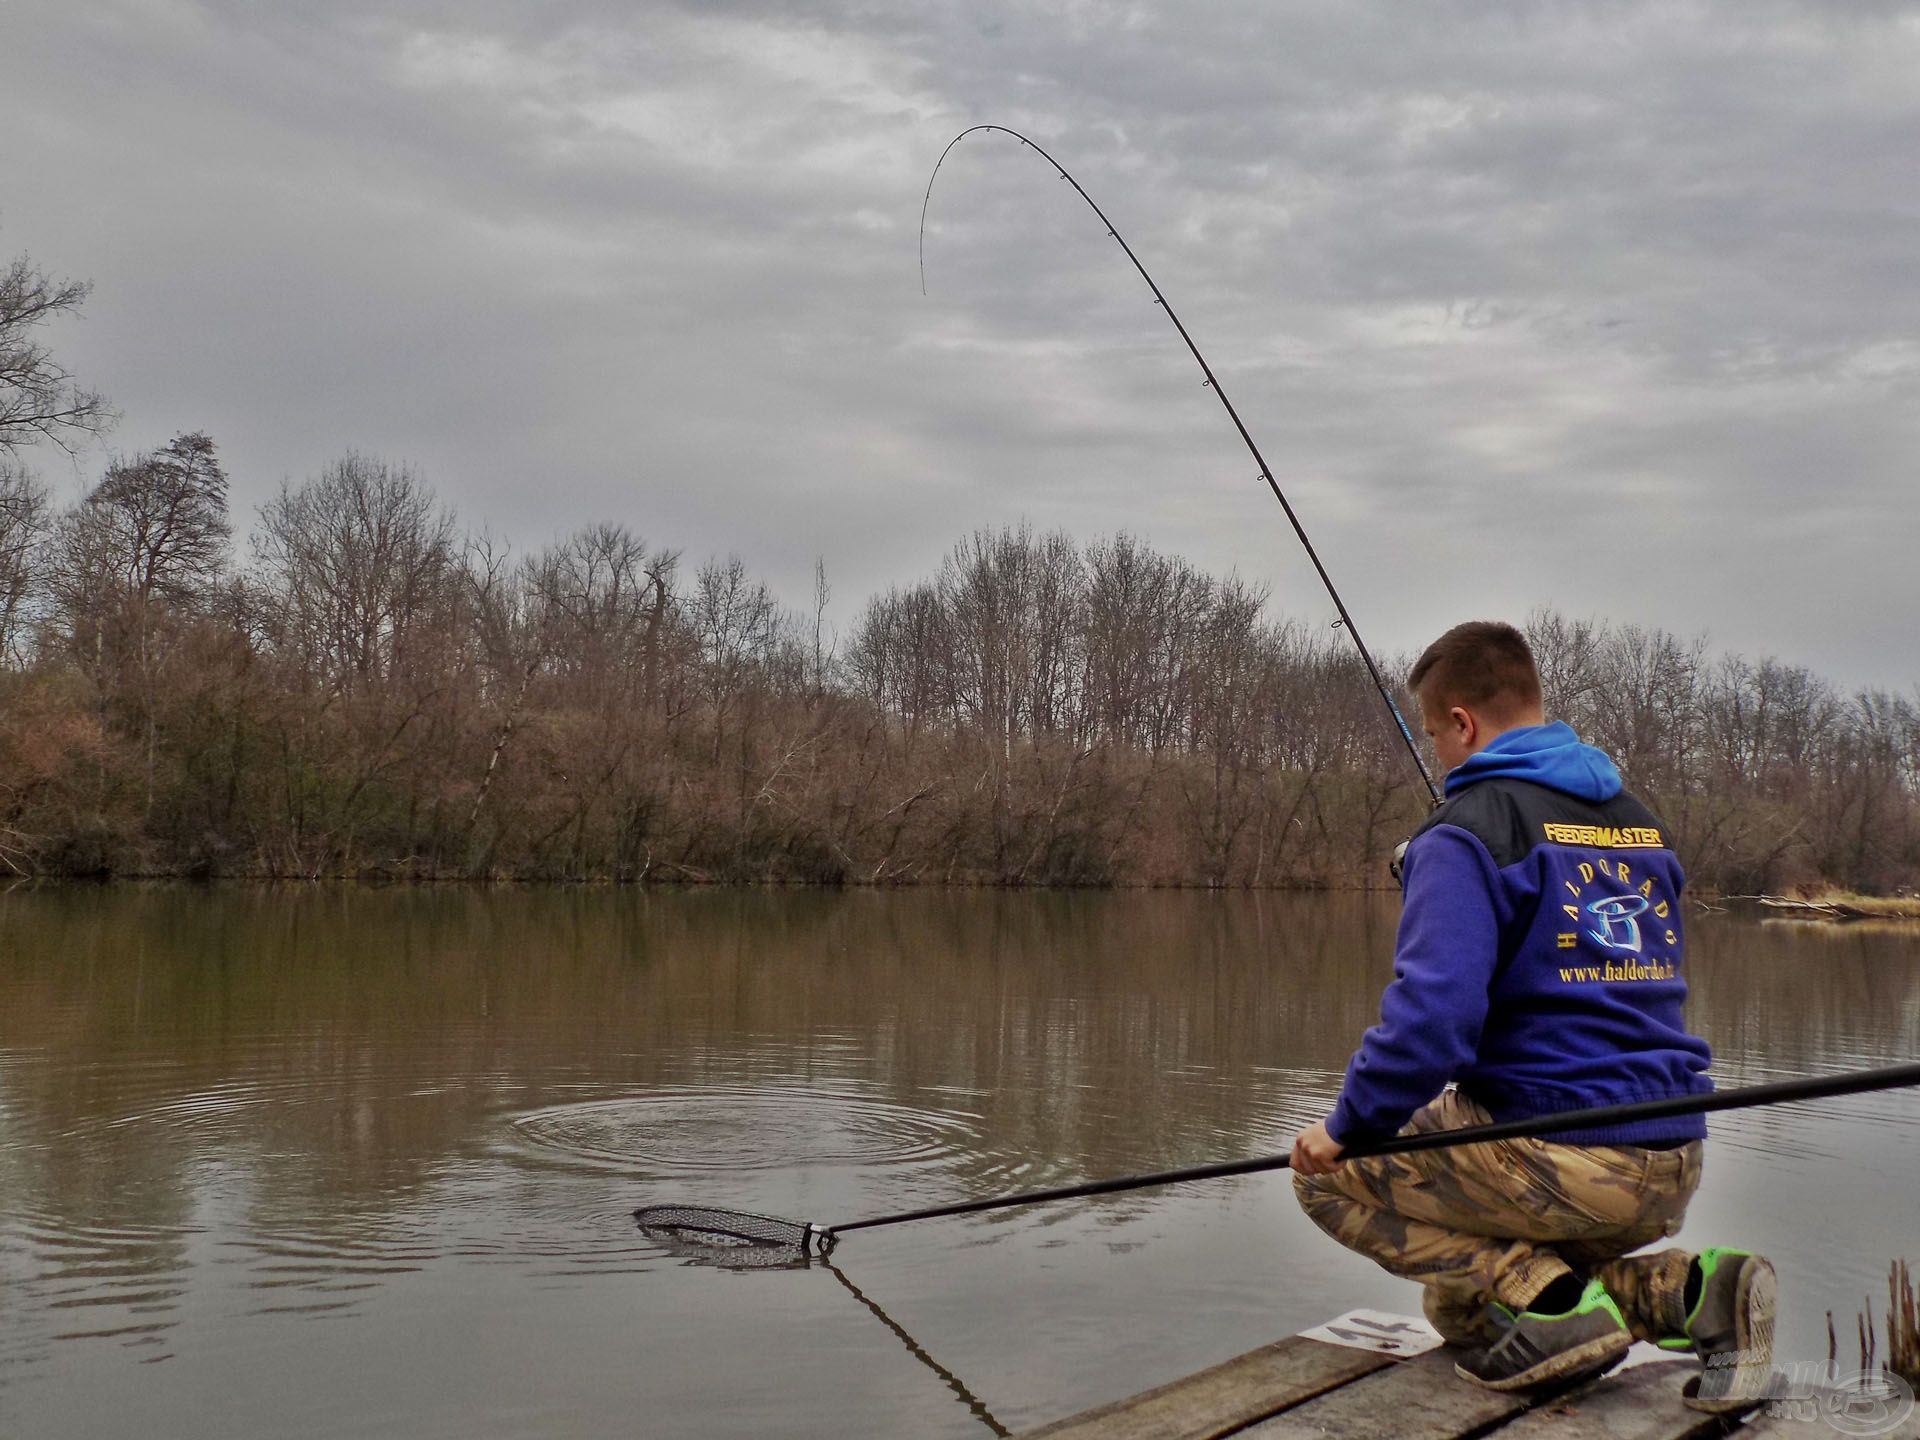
826 1259 1011 1437
919 125 1440 806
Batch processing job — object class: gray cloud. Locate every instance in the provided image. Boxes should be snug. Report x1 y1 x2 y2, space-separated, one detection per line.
4 0 1916 688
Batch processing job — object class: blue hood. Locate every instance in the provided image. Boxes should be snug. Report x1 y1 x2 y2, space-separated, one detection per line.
1445 721 1622 802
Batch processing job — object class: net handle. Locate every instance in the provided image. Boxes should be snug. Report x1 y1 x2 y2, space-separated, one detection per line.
825 1061 1920 1239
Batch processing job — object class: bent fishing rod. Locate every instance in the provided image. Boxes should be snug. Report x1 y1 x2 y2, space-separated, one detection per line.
920 125 1440 806
637 1060 1920 1257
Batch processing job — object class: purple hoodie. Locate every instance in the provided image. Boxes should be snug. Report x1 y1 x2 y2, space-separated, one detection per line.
1326 723 1713 1148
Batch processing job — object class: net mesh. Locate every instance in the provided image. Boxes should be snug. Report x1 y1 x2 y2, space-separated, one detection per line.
633 1205 820 1258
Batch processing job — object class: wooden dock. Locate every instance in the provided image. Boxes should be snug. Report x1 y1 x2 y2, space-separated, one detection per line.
1017 1332 1920 1439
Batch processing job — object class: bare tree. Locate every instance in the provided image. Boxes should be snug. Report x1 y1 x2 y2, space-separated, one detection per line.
1527 607 1607 728
52 434 229 612
846 582 948 745
246 456 465 871
0 251 112 457
252 454 457 688
507 524 688 874
810 557 834 698
1811 689 1920 891
0 461 49 663
41 434 231 814
528 523 676 692
692 556 782 714
461 532 538 848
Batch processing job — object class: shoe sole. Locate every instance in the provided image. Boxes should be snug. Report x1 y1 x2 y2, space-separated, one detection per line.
1684 1257 1777 1413
1454 1329 1632 1392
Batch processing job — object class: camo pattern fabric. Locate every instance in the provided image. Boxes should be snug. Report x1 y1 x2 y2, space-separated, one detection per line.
1294 1088 1702 1346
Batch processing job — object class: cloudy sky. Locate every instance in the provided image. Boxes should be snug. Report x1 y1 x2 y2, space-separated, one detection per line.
5 1 1917 687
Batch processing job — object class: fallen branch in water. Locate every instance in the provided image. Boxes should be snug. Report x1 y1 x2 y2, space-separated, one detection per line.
1727 893 1920 923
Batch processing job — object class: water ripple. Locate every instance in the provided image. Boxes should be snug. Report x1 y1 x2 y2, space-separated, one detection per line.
509 1085 983 1177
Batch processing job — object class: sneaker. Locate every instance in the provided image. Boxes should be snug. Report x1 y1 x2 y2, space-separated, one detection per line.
1454 1278 1633 1392
1673 1248 1777 1413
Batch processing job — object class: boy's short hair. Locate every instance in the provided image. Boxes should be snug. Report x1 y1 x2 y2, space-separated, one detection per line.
1408 621 1543 718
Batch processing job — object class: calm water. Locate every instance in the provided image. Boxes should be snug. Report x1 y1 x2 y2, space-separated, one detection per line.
1 887 1916 1438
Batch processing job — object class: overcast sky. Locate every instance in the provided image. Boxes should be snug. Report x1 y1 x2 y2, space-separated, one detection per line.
5 1 1917 688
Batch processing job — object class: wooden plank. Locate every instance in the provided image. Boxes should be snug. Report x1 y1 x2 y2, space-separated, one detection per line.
1018 1336 1397 1440
1232 1347 1528 1439
1492 1359 1740 1439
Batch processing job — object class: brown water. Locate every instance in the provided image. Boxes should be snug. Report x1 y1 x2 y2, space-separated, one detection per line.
0 887 1916 1438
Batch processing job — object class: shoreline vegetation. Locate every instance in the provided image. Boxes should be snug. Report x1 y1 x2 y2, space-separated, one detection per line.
2 434 1917 893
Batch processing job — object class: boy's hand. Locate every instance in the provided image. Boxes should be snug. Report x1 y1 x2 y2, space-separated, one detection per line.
1291 1119 1345 1176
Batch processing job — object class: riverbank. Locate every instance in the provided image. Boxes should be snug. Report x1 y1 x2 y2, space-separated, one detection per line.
9 874 1920 914
0 866 1404 891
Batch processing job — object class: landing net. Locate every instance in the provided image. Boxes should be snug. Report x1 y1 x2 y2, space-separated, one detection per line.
633 1205 825 1259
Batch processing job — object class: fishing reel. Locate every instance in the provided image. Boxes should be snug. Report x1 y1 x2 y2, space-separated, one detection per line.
1390 837 1410 888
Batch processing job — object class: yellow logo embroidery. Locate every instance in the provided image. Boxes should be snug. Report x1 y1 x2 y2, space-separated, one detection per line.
1542 822 1665 849
1556 852 1679 971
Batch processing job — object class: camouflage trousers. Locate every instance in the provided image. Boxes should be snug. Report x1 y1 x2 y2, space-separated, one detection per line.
1293 1089 1703 1346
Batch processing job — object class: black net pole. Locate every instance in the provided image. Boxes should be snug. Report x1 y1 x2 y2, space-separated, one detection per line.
825 1061 1920 1241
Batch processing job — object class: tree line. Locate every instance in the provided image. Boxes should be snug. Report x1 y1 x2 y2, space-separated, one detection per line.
0 440 1914 890
1 248 1915 889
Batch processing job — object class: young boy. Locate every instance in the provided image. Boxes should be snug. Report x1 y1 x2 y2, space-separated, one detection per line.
1290 621 1774 1408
